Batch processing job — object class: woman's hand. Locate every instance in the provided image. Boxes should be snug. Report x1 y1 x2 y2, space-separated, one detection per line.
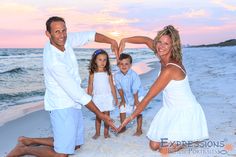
117 115 133 133
110 39 119 60
118 38 126 56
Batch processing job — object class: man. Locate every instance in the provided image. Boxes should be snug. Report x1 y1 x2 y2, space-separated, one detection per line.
7 16 118 157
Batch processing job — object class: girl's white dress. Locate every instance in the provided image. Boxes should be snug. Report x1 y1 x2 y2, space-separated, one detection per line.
147 63 209 142
92 72 114 112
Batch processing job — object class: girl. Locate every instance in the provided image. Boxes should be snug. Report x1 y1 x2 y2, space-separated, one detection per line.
117 25 209 153
88 49 118 139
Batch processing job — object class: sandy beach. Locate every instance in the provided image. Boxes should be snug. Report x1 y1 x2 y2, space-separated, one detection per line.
0 47 236 157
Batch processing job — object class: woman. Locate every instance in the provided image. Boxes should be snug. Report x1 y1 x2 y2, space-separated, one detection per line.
117 25 209 153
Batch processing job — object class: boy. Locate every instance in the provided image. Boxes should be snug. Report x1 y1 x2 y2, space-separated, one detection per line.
114 53 144 136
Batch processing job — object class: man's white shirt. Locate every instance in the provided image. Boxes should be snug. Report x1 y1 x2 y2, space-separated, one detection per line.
43 32 95 111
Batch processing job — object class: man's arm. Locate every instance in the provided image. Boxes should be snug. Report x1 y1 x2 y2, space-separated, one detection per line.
87 74 94 95
86 100 116 131
49 64 91 105
95 33 119 60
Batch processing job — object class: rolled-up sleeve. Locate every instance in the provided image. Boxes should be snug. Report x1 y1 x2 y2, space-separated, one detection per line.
49 64 91 106
68 31 96 47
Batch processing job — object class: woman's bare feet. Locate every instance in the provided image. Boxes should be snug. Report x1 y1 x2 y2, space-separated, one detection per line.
159 144 184 154
92 133 100 140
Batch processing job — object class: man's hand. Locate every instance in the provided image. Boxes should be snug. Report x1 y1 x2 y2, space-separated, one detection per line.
86 100 117 131
101 114 117 132
110 39 119 60
94 33 119 60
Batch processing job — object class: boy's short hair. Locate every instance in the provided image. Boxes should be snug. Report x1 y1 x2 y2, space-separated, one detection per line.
119 53 132 64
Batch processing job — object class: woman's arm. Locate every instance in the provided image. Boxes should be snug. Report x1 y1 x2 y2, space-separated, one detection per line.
117 67 173 131
132 68 172 117
109 74 118 105
87 74 94 95
119 36 155 55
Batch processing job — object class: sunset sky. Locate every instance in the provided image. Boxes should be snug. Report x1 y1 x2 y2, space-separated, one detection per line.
0 0 236 48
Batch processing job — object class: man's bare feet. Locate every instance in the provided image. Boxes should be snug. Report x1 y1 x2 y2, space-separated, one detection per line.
92 134 100 140
6 142 27 157
104 134 111 139
133 130 143 136
18 136 33 146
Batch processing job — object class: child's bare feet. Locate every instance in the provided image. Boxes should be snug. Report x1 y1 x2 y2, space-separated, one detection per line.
104 134 111 139
75 145 81 150
6 142 27 157
92 134 100 140
133 130 143 136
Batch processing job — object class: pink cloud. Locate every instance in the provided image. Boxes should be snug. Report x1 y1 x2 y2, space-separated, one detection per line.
170 9 210 19
211 0 236 11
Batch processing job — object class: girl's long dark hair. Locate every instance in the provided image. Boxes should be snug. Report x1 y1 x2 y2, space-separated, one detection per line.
88 49 111 75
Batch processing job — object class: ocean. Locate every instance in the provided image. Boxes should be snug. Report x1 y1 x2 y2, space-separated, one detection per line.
1 46 236 112
0 48 155 110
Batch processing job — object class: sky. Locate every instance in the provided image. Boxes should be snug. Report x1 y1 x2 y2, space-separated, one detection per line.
0 0 236 48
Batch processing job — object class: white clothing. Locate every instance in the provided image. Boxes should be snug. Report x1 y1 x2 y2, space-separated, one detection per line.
147 63 208 142
50 108 84 154
92 72 114 112
43 32 96 111
114 69 145 105
119 96 144 114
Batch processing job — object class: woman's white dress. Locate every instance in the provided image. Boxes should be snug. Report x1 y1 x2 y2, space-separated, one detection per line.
92 72 114 112
147 63 209 142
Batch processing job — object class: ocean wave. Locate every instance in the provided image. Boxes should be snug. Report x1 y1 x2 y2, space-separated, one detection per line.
77 58 90 62
0 67 26 74
0 90 44 102
0 48 43 57
0 52 9 56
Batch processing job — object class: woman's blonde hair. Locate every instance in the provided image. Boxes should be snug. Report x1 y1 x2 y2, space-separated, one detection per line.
154 25 182 62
